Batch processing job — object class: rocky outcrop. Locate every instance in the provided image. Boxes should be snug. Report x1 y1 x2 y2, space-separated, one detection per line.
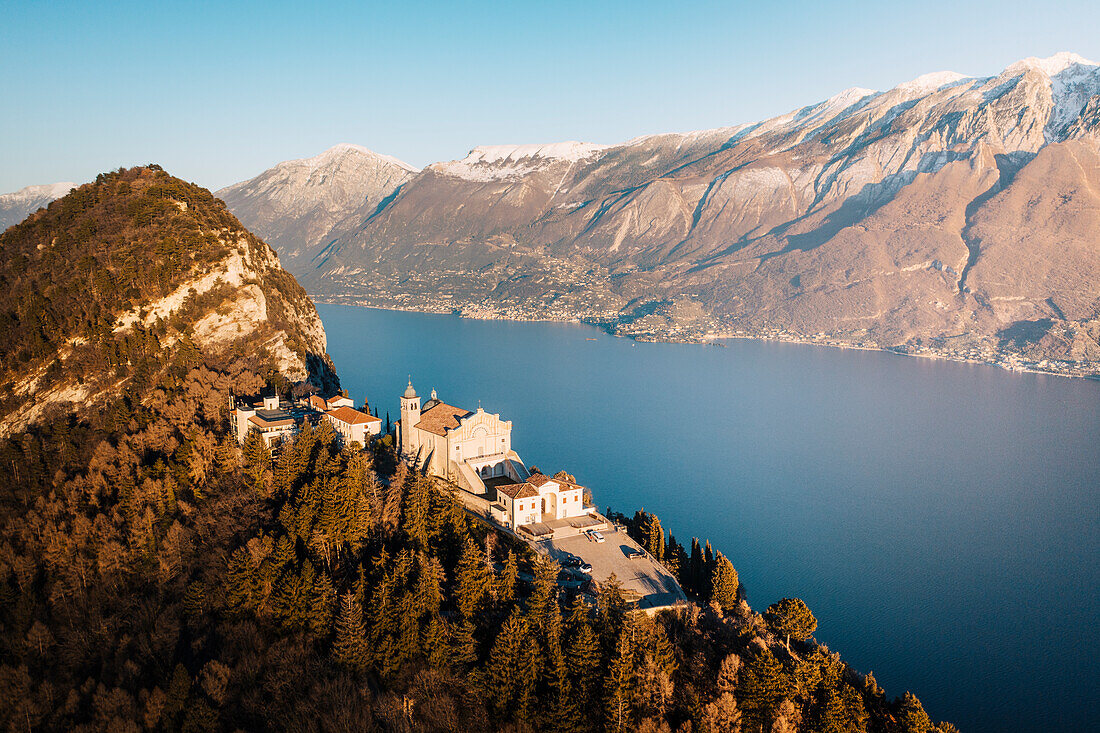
0 166 337 435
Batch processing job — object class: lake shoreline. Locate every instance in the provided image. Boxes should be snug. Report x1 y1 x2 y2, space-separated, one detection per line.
311 297 1100 382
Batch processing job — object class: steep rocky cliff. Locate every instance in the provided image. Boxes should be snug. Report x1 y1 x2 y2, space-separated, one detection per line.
0 166 337 435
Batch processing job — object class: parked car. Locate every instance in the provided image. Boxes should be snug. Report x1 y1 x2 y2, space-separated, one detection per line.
587 530 605 544
626 548 645 560
563 557 593 574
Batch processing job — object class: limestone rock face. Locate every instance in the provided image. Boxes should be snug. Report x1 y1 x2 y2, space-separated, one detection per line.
216 144 418 270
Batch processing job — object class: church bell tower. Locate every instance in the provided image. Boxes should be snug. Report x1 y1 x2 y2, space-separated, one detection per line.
399 378 420 455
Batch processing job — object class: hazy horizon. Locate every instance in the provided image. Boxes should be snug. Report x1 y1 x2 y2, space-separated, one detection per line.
3 0 1099 192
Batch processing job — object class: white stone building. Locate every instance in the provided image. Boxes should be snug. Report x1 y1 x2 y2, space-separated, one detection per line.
396 379 591 530
324 405 381 446
232 394 297 447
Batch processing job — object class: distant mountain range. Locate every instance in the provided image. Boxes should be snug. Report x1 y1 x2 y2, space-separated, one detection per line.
8 53 1100 373
0 181 75 230
215 143 419 271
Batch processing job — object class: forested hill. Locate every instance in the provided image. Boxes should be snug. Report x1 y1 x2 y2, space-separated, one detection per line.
0 167 953 732
0 166 337 436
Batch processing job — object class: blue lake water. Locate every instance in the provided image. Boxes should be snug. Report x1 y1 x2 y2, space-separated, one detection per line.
316 303 1100 733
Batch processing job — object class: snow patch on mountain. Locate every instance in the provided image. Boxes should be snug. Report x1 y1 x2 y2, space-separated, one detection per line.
1046 62 1100 140
1007 51 1097 77
0 181 76 204
896 71 970 95
304 143 420 173
433 141 609 181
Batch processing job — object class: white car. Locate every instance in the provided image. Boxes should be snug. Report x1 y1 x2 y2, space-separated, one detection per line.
587 530 605 544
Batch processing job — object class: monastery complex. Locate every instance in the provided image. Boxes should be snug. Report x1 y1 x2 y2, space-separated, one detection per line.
397 379 594 532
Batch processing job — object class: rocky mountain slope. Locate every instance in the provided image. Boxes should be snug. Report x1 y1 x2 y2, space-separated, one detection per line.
226 53 1100 375
0 166 337 435
0 181 75 230
215 143 418 271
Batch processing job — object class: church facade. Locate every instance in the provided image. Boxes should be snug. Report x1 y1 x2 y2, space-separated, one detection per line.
397 379 591 530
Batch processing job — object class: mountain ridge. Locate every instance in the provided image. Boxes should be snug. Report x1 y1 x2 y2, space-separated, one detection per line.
269 52 1100 376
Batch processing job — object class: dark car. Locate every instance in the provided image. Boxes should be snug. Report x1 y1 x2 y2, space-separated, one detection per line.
562 557 593 574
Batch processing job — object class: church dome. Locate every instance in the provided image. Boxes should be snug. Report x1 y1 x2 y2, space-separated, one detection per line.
403 379 417 399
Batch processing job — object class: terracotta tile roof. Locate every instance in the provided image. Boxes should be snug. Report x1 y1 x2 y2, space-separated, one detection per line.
495 481 539 499
414 402 472 436
325 406 379 425
309 395 329 411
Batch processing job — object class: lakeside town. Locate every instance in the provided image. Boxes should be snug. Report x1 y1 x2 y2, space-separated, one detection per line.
314 286 1100 380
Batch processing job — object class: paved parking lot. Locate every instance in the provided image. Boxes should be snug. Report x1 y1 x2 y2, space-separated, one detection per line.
536 527 687 611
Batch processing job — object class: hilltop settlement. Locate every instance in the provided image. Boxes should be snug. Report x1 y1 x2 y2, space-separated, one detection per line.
233 378 686 611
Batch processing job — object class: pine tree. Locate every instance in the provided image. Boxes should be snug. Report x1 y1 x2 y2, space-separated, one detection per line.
604 630 636 733
400 471 431 548
450 618 479 673
308 569 337 635
897 692 933 733
567 599 601 713
738 647 789 731
496 550 518 608
332 592 368 672
764 598 817 652
481 612 535 721
242 430 271 495
711 553 740 612
423 614 450 670
526 554 560 635
455 536 491 619
816 681 868 733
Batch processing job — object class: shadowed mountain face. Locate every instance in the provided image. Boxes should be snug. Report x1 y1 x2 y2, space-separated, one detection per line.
225 53 1100 370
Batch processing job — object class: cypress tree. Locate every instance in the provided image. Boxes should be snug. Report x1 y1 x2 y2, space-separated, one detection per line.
710 553 740 612
689 538 703 596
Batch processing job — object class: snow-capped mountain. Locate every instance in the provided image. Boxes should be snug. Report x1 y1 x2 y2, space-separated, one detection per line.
0 181 75 230
216 144 418 269
227 53 1100 368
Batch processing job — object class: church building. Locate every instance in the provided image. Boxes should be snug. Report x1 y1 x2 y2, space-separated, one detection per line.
397 379 592 531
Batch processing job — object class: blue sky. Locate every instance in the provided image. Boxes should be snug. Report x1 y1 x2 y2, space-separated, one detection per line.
2 0 1098 192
